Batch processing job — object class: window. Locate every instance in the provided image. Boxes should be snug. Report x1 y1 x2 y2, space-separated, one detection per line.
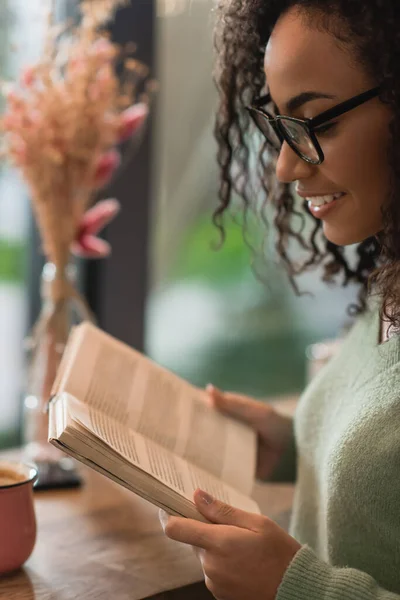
0 1 50 448
146 0 358 398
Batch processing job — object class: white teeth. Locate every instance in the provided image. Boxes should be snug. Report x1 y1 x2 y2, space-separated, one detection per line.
307 192 344 207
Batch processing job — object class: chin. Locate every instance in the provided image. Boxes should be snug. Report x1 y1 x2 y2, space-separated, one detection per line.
323 226 358 246
323 224 380 247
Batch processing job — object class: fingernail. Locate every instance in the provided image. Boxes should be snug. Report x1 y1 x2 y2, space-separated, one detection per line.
198 490 214 505
159 509 169 530
206 384 214 393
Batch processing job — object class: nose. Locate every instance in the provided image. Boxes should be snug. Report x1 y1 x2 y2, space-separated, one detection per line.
275 141 316 184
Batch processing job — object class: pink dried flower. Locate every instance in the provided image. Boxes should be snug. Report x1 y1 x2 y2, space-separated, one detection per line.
91 38 117 62
118 103 148 142
2 111 22 130
21 66 36 88
72 198 120 258
0 2 154 268
10 136 27 166
92 149 121 188
5 88 24 109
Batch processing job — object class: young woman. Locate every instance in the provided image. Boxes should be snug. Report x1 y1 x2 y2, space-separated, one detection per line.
159 2 400 599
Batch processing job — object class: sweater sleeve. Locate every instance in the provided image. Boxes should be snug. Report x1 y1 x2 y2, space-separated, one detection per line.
276 546 400 600
268 416 297 483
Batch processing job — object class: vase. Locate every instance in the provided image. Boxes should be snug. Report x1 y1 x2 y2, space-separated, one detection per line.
22 262 93 478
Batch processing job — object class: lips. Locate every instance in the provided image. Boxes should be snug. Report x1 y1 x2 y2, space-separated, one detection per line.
296 189 346 199
306 193 347 219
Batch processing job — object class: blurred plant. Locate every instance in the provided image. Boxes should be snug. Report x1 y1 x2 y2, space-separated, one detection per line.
0 5 151 267
80 0 129 25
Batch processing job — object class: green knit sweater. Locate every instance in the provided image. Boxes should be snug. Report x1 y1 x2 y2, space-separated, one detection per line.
276 302 400 600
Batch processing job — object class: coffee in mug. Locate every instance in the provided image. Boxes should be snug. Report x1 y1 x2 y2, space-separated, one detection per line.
0 468 25 487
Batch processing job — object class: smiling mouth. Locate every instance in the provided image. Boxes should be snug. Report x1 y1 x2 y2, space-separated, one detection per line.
305 192 345 208
306 192 347 219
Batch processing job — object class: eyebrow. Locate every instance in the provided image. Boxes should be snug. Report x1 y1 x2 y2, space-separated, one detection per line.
285 91 336 113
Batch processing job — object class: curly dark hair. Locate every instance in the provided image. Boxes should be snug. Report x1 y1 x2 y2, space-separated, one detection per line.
213 0 400 329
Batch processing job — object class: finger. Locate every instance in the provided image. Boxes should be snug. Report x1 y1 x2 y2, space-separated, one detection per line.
159 510 219 550
194 489 263 532
192 545 205 561
206 384 267 429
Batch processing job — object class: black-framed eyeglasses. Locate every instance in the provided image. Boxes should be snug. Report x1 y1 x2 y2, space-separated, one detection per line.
246 86 382 165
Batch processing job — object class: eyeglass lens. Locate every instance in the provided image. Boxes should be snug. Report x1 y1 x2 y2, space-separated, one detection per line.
251 111 320 163
251 111 282 150
279 118 319 163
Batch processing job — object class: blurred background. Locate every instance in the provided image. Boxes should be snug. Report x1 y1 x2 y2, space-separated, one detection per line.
0 0 358 449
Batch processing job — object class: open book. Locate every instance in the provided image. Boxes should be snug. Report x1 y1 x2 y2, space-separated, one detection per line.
49 323 260 522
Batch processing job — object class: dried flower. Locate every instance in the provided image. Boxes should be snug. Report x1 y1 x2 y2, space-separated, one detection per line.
118 102 148 142
0 0 152 272
80 0 129 28
72 198 121 258
92 149 122 188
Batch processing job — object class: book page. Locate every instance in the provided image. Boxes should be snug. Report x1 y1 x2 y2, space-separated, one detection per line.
62 394 260 517
54 323 256 496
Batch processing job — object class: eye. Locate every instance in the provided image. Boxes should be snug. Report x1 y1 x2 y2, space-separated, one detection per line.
313 122 337 135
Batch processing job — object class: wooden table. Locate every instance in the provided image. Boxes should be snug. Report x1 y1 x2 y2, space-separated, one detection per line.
1 399 296 599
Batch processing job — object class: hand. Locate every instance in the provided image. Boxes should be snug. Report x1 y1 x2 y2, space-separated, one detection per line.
160 489 301 600
206 385 294 480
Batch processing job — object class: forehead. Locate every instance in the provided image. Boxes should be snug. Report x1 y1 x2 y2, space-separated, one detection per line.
264 8 368 105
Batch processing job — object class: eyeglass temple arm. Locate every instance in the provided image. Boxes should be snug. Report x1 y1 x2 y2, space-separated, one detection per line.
253 93 271 108
310 86 381 127
249 86 381 127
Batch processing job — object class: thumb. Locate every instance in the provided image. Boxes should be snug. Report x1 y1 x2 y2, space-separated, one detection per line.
193 489 261 532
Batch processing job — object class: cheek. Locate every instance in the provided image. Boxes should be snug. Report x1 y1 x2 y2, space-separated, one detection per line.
319 114 392 245
322 116 391 200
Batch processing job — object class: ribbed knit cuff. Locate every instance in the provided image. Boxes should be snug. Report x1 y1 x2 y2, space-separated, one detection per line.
276 545 329 600
276 544 380 600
